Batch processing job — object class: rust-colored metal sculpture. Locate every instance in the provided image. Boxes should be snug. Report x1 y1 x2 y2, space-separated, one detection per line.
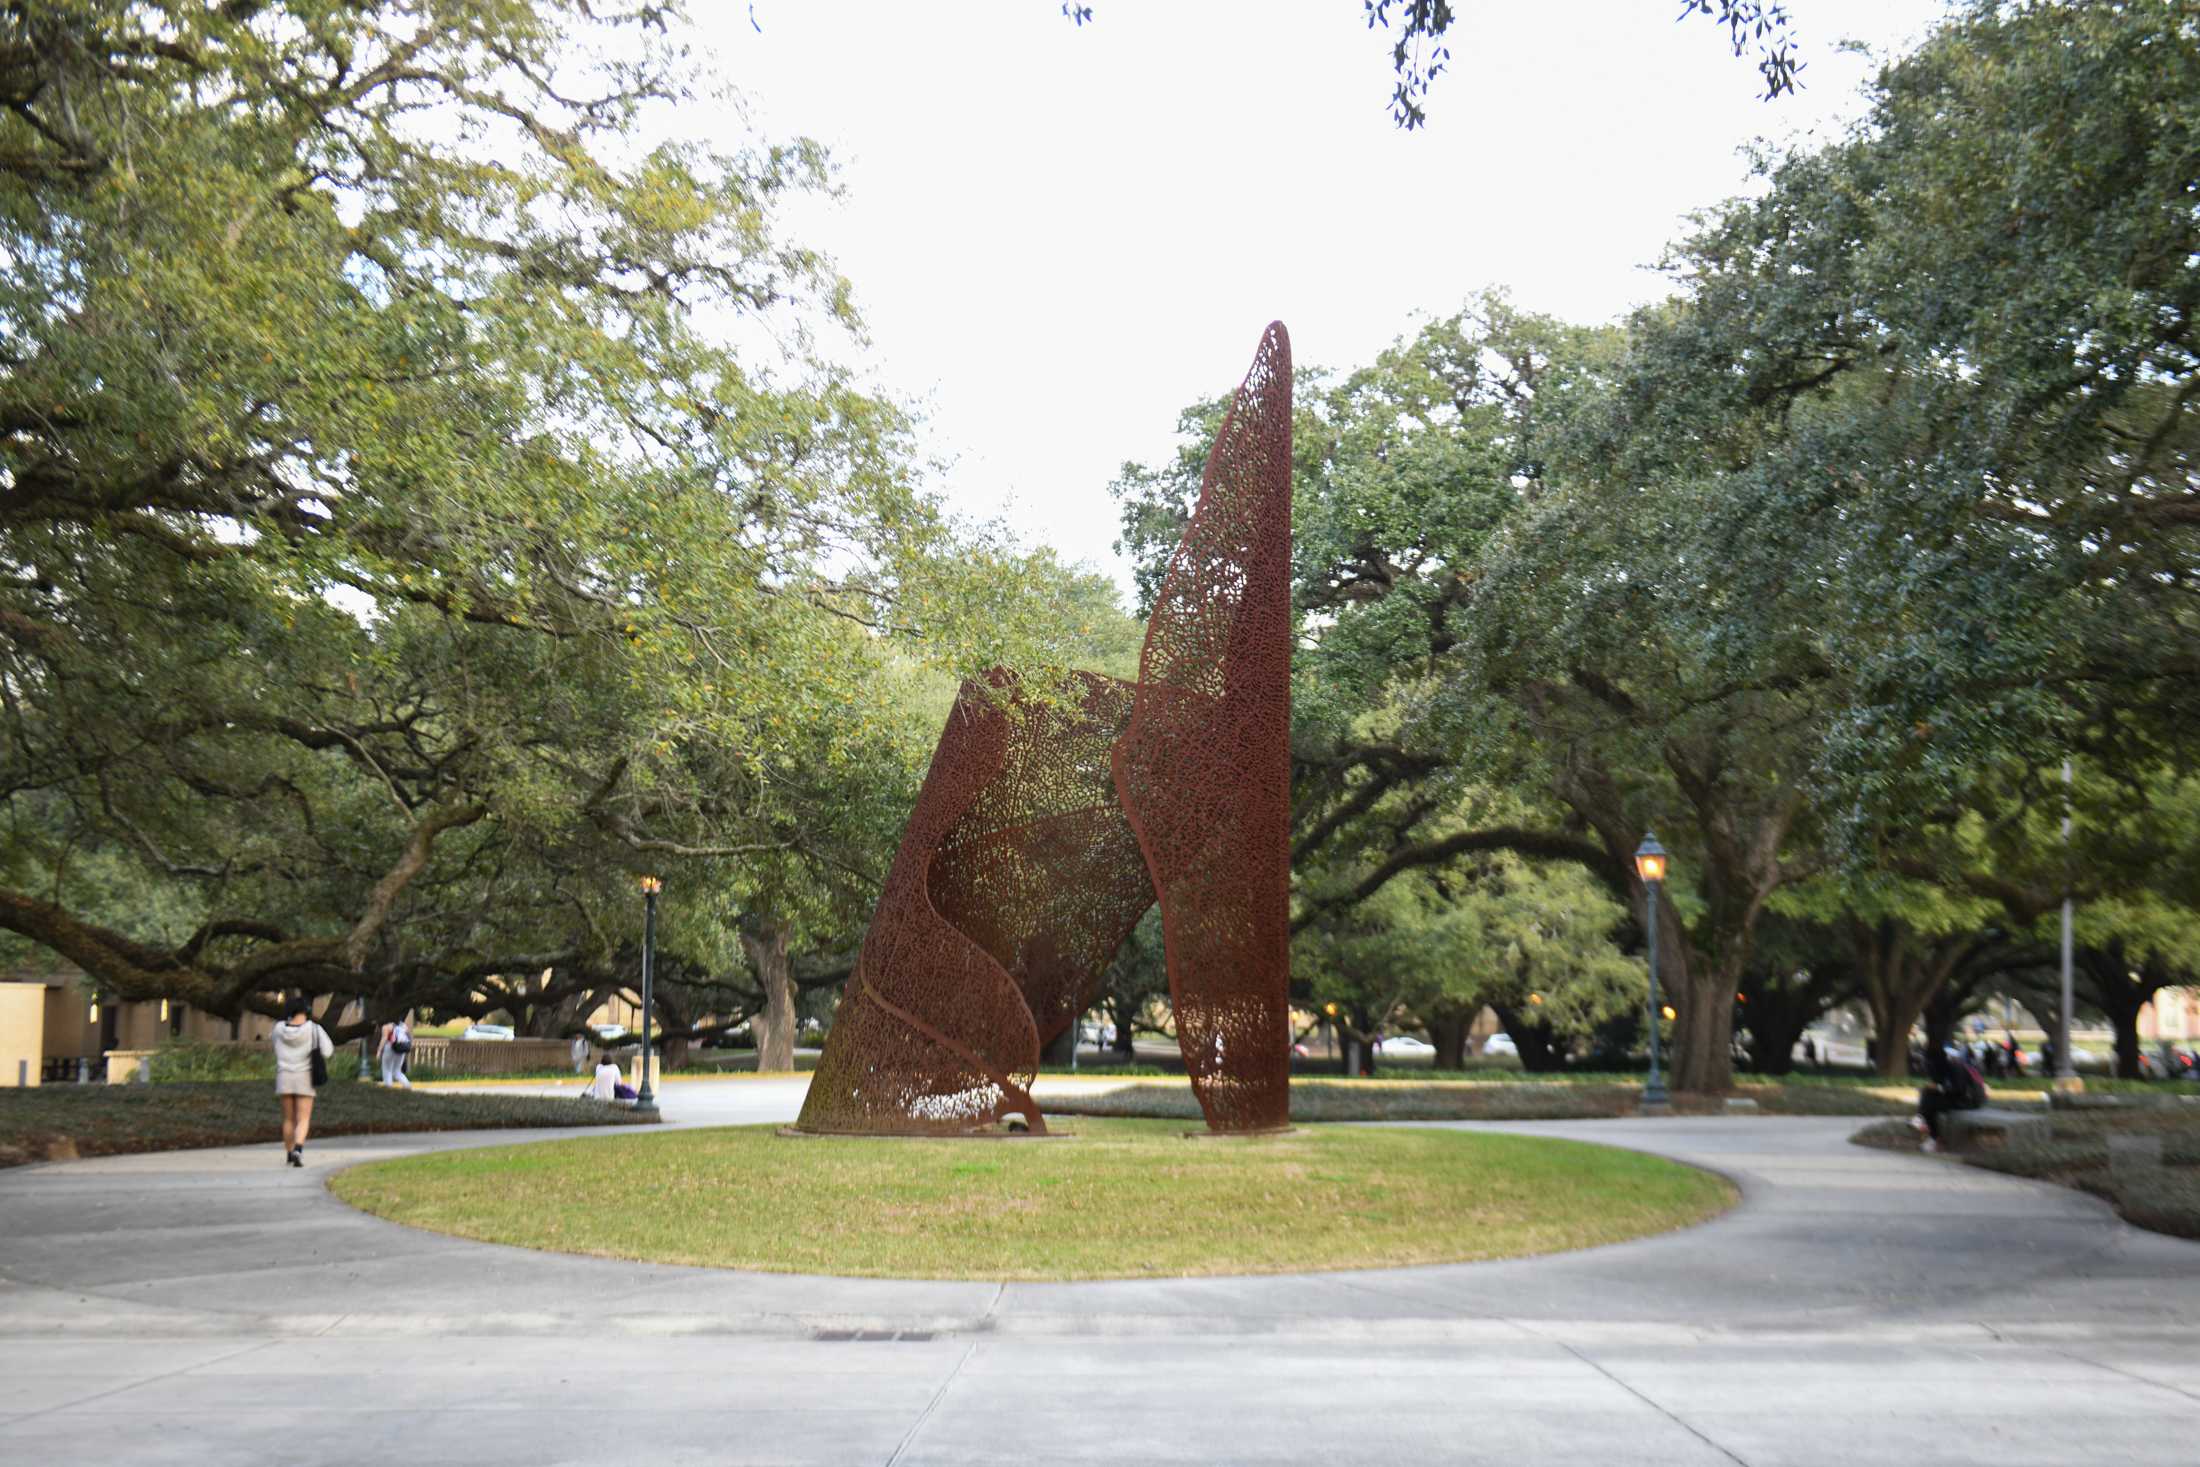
797 323 1293 1135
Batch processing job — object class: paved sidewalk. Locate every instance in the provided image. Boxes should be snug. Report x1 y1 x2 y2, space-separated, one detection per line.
2 1082 2196 1465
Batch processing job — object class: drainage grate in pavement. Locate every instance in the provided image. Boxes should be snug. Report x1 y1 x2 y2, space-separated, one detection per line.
812 1329 936 1342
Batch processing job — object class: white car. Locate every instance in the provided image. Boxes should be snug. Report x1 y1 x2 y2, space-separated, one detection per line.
1376 1035 1435 1055
462 1024 515 1041
1481 1034 1519 1058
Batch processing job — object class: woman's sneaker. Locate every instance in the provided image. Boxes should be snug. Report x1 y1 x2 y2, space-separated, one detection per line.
286 1148 303 1168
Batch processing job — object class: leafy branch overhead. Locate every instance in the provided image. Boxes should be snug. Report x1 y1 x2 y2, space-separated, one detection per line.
0 1 1127 1040
1057 2 1803 129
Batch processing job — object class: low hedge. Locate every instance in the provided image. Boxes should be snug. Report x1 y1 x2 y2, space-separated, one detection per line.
1853 1106 2200 1241
1044 1078 1910 1124
148 1038 365 1084
0 1080 653 1167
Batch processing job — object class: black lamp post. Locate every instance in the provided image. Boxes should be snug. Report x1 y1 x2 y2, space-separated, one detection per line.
1635 833 1671 1112
636 875 661 1116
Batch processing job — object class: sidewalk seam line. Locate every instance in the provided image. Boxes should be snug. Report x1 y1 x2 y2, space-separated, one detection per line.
0 1337 283 1430
2046 1344 2200 1406
884 1340 978 1467
1551 1339 1752 1467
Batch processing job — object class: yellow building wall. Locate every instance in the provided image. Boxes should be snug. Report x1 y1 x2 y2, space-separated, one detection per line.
42 977 95 1060
0 985 46 1086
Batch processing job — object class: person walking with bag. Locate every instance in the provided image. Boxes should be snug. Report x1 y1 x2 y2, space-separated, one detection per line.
272 997 334 1167
378 1013 413 1088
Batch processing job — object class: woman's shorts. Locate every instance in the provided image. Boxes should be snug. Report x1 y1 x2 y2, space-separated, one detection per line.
275 1070 316 1097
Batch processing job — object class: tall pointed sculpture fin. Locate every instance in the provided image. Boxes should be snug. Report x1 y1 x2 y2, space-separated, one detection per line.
1113 321 1294 1132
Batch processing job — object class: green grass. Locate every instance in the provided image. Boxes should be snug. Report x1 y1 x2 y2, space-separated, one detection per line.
1045 1078 1912 1124
0 1081 655 1167
1853 1103 2200 1240
330 1118 1736 1280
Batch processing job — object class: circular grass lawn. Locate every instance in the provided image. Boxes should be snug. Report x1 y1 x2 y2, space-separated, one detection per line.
329 1118 1735 1280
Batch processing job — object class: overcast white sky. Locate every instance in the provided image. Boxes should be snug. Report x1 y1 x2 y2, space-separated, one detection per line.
693 1 1947 594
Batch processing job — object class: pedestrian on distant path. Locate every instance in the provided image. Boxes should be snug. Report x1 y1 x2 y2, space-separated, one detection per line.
572 1034 590 1075
378 1014 413 1088
1912 1043 1986 1154
272 998 334 1167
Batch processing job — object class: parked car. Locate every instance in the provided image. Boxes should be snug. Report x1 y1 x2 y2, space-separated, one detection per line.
591 1025 629 1044
461 1024 515 1041
1375 1035 1434 1055
1481 1034 1519 1058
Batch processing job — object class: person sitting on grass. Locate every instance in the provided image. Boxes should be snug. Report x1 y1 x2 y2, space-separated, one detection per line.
1912 1042 1987 1154
584 1055 625 1102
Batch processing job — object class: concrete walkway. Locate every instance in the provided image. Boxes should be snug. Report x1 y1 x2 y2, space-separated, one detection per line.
2 1080 2197 1465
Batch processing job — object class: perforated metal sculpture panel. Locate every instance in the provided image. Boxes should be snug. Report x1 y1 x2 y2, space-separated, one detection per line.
797 323 1292 1135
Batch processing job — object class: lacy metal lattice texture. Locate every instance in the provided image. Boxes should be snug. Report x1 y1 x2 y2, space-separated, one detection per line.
797 323 1292 1135
1114 321 1294 1132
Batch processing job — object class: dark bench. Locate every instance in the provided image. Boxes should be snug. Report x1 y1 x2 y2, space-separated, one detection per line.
1943 1106 2050 1151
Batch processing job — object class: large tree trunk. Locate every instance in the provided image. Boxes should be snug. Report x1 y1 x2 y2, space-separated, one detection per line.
2111 1003 2143 1080
1921 998 1960 1059
741 920 795 1072
1742 991 1808 1076
1428 1008 1470 1071
1041 1025 1078 1066
1668 962 1739 1092
1851 921 1956 1080
1109 1000 1136 1058
1491 1006 1568 1072
1868 987 1929 1079
1657 884 1740 1093
2081 947 2156 1081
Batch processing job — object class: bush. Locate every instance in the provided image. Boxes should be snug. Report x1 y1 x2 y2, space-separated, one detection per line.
2112 1168 2200 1240
149 1039 361 1083
1852 1108 2200 1241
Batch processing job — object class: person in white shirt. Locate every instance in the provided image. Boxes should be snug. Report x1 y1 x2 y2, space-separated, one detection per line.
377 1015 413 1088
270 998 334 1167
571 1035 590 1074
585 1057 622 1101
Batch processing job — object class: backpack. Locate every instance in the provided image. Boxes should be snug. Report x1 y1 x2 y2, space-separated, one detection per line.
390 1021 411 1053
1950 1057 1986 1109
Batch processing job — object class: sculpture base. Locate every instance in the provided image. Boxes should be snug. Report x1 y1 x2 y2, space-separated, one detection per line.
775 1125 1074 1142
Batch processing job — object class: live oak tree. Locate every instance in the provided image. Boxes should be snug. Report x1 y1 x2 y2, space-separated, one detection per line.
1296 840 1637 1073
1115 2 2200 1093
0 1 1114 1037
1118 298 1831 1092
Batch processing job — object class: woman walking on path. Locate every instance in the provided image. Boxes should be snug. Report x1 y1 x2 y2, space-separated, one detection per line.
378 1013 413 1088
272 998 334 1167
